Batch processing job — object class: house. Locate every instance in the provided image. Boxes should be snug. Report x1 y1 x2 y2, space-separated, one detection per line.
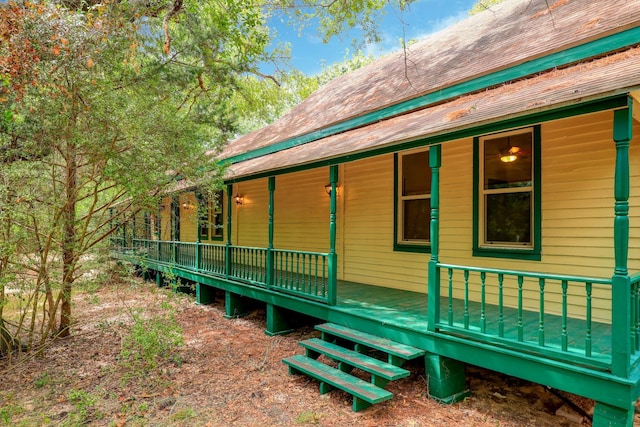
112 0 640 424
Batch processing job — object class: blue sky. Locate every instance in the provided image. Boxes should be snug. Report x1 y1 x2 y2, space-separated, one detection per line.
270 0 478 75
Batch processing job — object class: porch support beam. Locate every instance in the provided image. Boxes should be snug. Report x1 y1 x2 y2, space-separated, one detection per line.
267 177 275 289
328 165 339 306
265 303 295 336
196 283 216 305
425 353 469 404
225 184 233 279
427 144 442 331
611 98 633 378
224 291 254 318
592 402 634 427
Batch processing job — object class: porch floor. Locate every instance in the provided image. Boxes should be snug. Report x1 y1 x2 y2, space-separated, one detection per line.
334 280 612 363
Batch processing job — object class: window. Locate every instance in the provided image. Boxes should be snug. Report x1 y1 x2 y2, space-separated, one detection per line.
473 126 541 260
198 191 224 241
395 149 431 253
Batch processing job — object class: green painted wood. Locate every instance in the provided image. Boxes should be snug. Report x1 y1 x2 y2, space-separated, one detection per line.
112 256 640 415
427 145 441 331
425 353 469 404
267 177 275 289
316 323 425 361
612 101 633 378
592 402 634 427
265 303 294 336
225 96 628 185
328 165 338 306
223 29 640 167
282 354 393 411
300 338 410 382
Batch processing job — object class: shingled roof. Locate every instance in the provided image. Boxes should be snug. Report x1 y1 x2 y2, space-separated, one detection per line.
220 0 640 180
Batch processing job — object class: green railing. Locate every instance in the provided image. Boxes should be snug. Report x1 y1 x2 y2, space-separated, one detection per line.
229 246 268 286
631 274 640 354
436 263 613 369
200 243 226 276
121 239 333 305
272 249 329 303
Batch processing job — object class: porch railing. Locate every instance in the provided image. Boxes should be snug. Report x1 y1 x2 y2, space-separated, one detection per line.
272 249 329 303
631 274 640 355
435 263 613 369
121 239 333 305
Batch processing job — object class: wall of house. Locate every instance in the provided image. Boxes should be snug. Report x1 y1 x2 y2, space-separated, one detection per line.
215 108 639 322
439 110 640 322
179 192 198 243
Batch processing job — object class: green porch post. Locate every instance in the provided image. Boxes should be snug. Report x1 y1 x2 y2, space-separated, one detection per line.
226 184 233 279
267 177 275 289
195 193 201 272
611 101 633 379
427 144 441 331
328 165 339 306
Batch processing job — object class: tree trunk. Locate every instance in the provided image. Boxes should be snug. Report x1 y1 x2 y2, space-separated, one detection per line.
59 98 78 338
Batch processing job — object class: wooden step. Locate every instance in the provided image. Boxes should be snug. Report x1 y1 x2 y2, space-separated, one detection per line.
315 323 425 366
300 338 409 387
283 354 393 412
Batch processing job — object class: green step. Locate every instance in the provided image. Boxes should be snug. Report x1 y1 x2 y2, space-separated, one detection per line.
315 323 426 365
300 338 409 387
282 354 393 412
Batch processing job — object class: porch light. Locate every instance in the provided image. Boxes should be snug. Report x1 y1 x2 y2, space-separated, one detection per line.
235 193 243 205
324 184 332 196
499 141 520 163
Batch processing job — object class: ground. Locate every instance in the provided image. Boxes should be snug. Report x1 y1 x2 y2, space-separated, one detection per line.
1 271 637 426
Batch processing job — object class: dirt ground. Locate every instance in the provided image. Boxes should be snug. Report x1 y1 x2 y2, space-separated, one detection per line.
1 273 638 426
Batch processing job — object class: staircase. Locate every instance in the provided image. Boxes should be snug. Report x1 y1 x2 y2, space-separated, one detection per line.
282 323 426 412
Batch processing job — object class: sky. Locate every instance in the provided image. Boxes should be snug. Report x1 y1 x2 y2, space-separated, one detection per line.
269 0 479 75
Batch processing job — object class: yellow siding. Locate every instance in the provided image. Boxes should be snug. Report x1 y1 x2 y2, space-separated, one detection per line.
227 109 640 323
233 178 269 248
179 192 198 243
273 168 332 253
342 154 429 292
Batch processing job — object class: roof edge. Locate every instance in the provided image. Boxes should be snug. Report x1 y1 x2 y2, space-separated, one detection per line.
222 26 640 166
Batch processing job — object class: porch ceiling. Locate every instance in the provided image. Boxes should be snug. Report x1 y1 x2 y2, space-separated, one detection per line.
225 47 640 181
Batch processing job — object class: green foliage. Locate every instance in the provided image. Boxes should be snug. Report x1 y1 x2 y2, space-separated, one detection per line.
33 372 51 389
469 0 510 15
295 411 323 424
0 403 24 426
119 308 184 378
64 389 101 426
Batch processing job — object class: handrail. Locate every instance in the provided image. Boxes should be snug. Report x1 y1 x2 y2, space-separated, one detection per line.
121 239 335 305
437 263 611 285
435 262 613 369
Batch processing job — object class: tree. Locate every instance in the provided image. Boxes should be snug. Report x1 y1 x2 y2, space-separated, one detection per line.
469 0 509 15
0 0 412 354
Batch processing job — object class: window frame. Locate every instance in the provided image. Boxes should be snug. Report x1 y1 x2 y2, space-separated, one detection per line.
393 149 432 254
197 191 224 242
472 125 541 260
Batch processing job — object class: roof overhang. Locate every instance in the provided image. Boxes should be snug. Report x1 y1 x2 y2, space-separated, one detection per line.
224 47 640 183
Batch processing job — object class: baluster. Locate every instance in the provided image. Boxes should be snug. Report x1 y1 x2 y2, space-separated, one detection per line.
538 278 545 346
586 282 592 357
323 256 327 298
561 280 568 352
302 254 308 294
498 274 504 338
464 270 469 329
517 276 524 342
296 253 304 292
480 272 486 334
635 283 640 352
314 255 319 296
447 268 453 326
